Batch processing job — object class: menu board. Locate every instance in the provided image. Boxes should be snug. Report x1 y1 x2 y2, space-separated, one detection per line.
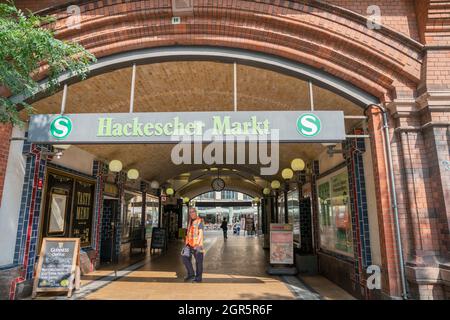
270 224 294 265
71 181 95 247
32 238 80 298
150 227 167 250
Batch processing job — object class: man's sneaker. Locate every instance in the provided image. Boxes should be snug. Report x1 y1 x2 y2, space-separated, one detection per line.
184 275 195 282
192 278 202 283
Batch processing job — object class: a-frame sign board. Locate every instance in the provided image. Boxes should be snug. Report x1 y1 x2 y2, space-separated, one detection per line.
32 238 81 298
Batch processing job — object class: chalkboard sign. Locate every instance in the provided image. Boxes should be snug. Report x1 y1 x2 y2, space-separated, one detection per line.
150 227 167 252
32 238 81 298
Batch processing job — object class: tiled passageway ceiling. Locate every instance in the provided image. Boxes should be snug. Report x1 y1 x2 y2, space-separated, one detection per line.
31 61 364 193
31 61 363 115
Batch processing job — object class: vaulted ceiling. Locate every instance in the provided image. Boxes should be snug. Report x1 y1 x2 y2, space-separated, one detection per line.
31 61 364 196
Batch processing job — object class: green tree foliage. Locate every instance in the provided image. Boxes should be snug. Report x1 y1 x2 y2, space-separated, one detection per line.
0 1 96 126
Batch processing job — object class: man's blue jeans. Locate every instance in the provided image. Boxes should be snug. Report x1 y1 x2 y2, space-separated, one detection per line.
182 247 204 281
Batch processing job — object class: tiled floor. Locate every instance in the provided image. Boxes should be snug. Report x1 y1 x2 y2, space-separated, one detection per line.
33 231 355 300
300 276 355 300
84 232 295 300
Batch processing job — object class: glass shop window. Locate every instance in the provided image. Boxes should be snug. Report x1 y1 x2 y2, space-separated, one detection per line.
122 192 142 241
145 195 159 238
318 170 353 257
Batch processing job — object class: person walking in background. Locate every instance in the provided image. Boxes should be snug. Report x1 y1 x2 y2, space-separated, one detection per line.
181 207 205 283
220 218 228 240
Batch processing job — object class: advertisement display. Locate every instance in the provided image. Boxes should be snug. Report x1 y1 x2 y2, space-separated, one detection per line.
318 169 353 257
270 224 294 265
42 169 96 248
71 180 95 246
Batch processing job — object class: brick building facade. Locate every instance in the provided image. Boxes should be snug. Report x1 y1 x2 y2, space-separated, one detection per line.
0 0 449 300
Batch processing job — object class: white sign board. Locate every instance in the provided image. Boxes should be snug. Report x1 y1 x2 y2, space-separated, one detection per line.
28 111 346 144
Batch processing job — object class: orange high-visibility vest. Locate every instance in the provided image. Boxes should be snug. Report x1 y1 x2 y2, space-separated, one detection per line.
186 218 204 249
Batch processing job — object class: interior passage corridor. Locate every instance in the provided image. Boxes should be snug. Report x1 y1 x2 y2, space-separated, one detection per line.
47 231 353 300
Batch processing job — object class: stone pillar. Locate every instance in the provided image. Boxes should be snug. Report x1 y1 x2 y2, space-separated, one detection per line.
92 160 107 269
262 196 271 249
115 171 126 262
140 181 148 241
310 161 320 254
409 0 450 298
273 190 279 223
343 133 373 298
367 107 403 299
391 94 450 299
10 143 49 299
298 197 313 254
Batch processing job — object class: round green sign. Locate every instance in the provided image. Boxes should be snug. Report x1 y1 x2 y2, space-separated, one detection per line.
50 116 72 139
296 113 321 137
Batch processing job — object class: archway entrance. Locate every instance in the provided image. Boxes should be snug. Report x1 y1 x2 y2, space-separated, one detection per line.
2 0 447 302
11 55 382 300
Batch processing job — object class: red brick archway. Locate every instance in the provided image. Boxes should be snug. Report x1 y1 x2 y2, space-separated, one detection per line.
26 0 425 300
25 0 423 103
5 0 449 300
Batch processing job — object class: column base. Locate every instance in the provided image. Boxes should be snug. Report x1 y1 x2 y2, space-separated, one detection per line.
405 260 450 299
266 265 298 276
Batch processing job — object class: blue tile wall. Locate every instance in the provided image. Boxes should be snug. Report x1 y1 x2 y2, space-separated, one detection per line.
13 143 49 280
92 160 107 253
344 137 372 285
13 146 108 279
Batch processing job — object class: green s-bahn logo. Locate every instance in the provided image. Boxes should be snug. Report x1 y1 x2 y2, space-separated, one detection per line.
50 116 72 139
296 113 321 137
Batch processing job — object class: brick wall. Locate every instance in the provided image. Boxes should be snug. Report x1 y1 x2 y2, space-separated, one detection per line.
16 0 69 12
17 0 422 42
326 0 420 40
419 0 450 46
6 0 449 300
0 124 12 206
397 0 450 299
367 108 403 298
13 0 423 102
421 50 450 93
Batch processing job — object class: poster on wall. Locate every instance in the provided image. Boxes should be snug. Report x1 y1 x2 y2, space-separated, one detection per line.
317 169 353 257
331 172 352 254
270 224 294 265
49 192 67 233
71 180 95 247
44 173 73 238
